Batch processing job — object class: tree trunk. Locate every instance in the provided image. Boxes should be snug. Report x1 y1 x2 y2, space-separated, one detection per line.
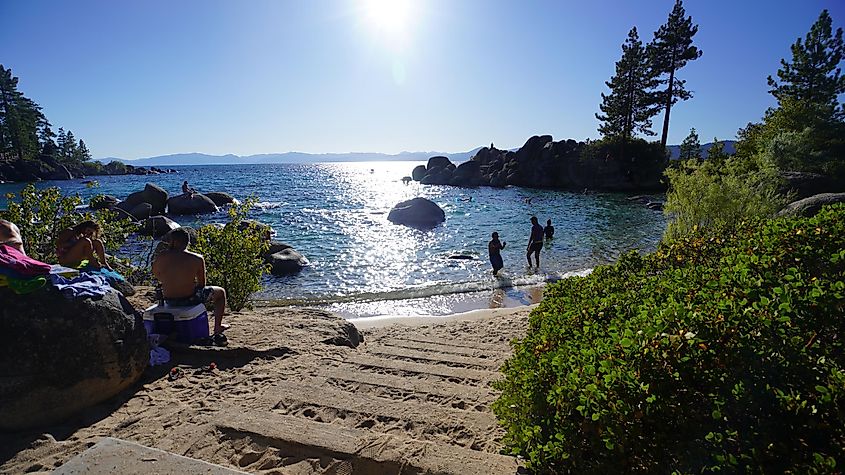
660 67 675 149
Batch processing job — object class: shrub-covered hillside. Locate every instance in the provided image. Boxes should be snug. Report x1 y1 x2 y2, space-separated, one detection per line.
493 205 845 473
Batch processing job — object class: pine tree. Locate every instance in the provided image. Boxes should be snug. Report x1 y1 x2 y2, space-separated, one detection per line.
649 0 702 149
596 27 661 159
76 139 91 162
62 130 78 162
767 10 844 113
37 119 57 158
678 127 701 160
0 65 45 160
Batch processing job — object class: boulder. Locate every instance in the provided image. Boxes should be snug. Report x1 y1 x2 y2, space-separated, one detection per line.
238 219 272 241
107 207 138 223
128 203 153 221
166 193 218 215
263 241 293 259
776 192 845 218
90 195 119 210
451 160 484 186
420 167 454 185
138 215 180 239
387 197 446 229
163 226 198 245
140 183 168 214
0 287 148 430
426 156 452 170
411 165 427 181
205 191 238 207
516 135 553 163
266 247 309 276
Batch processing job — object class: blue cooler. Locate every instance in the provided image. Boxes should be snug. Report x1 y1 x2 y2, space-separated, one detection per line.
143 303 210 343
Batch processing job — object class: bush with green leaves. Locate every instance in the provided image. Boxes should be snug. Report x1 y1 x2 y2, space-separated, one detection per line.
663 151 787 240
493 205 845 473
191 200 269 311
1 183 135 263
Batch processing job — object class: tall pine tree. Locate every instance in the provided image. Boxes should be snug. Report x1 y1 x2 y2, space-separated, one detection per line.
0 65 45 160
649 0 702 149
767 10 844 113
596 27 660 159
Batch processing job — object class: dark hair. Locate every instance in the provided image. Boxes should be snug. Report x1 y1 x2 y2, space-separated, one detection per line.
168 228 190 250
530 216 538 224
73 220 100 236
492 232 499 239
547 219 552 225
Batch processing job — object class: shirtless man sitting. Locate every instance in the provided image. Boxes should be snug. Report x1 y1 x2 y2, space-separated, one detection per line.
152 228 228 338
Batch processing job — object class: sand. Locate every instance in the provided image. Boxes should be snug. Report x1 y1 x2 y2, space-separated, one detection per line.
0 289 533 474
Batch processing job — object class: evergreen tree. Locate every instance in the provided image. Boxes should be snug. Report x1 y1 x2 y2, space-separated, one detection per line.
62 130 78 162
767 10 844 114
37 120 57 158
0 65 44 160
649 0 702 149
56 128 68 161
678 127 701 160
76 139 91 162
596 27 660 159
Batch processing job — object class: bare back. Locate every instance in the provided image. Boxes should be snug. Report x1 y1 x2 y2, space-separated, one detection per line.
153 249 206 299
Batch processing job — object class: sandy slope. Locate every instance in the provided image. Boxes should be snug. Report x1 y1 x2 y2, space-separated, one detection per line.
1 292 532 474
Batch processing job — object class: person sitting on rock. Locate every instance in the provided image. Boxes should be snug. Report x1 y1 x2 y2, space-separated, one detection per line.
152 228 228 341
0 219 25 255
182 180 197 195
56 220 111 270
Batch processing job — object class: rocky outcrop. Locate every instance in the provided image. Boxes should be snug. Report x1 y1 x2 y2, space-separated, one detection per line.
238 219 272 241
409 135 667 192
46 163 73 180
776 192 845 217
779 172 842 200
128 203 153 220
205 192 238 207
263 241 309 276
387 198 445 229
119 183 168 215
166 193 218 215
0 287 148 430
138 215 180 239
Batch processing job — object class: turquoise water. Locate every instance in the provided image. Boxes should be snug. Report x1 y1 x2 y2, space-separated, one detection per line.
0 161 666 318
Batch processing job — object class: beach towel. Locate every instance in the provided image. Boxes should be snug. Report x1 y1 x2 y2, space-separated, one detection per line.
0 244 51 276
49 273 110 300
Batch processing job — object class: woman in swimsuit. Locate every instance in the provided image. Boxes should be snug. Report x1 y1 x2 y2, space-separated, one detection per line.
56 220 111 270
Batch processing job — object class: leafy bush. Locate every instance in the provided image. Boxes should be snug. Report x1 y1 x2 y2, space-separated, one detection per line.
493 205 845 473
1 183 135 263
192 200 269 311
663 153 787 240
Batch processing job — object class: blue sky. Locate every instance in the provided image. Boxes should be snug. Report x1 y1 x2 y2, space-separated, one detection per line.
2 0 842 159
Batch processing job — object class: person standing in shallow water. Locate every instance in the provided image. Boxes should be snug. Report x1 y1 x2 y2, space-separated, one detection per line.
488 232 506 276
544 219 555 239
526 216 544 268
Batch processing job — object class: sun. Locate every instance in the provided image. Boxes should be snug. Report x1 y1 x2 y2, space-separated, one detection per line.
363 0 413 33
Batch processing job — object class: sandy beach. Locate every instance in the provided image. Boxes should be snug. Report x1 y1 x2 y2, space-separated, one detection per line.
1 288 533 474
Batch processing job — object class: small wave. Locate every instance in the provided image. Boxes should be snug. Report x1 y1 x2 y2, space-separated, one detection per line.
254 201 286 209
256 268 593 307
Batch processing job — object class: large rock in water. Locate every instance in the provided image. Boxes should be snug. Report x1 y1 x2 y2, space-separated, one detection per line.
776 192 845 217
0 288 148 430
387 197 445 229
121 183 169 215
166 193 218 215
138 215 180 239
265 242 309 276
412 165 427 181
205 191 238 207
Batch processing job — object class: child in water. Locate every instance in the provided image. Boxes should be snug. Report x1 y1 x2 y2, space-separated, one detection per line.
488 232 506 276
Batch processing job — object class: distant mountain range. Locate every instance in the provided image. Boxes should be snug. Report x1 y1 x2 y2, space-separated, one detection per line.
97 149 483 166
97 140 736 166
667 140 736 160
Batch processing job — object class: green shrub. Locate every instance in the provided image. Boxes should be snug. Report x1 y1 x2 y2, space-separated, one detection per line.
1 183 135 263
663 153 787 240
192 200 269 311
493 205 845 473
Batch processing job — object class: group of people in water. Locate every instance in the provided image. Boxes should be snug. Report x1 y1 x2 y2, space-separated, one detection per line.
488 216 554 276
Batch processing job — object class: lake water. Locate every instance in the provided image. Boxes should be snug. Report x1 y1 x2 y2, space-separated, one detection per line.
0 162 667 320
